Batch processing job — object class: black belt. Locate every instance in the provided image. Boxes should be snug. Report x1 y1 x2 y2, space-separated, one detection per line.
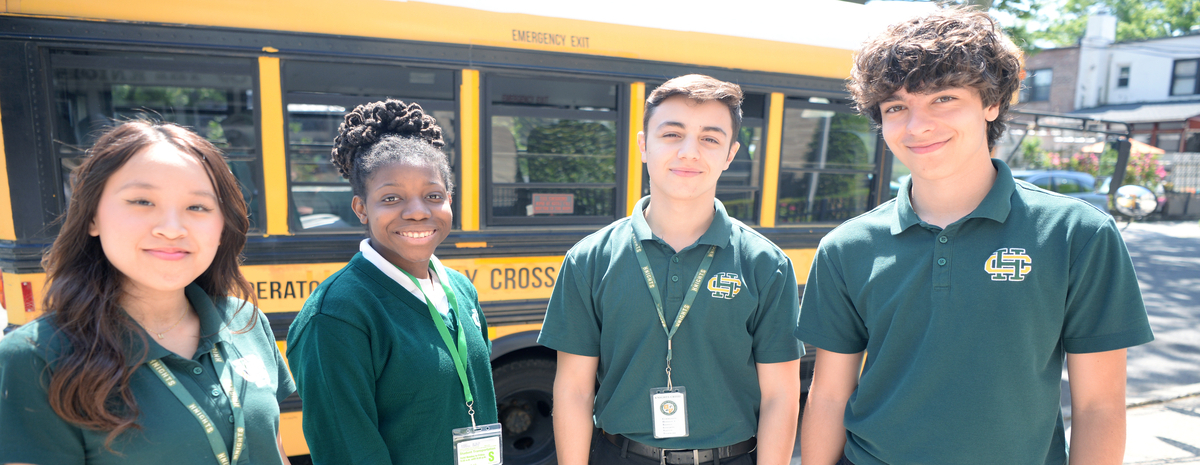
601 430 756 465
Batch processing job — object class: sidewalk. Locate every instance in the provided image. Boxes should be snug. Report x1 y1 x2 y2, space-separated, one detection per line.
1066 383 1200 464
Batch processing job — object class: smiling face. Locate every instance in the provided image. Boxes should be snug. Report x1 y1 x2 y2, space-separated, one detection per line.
88 142 224 299
639 95 740 203
879 86 999 183
352 159 452 278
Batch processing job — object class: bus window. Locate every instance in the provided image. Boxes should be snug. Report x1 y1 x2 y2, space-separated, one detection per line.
717 93 766 224
776 99 879 224
50 50 262 230
487 76 620 226
282 61 456 231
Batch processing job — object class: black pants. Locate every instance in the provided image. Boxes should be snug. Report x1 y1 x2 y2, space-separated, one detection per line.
835 455 855 465
588 430 755 465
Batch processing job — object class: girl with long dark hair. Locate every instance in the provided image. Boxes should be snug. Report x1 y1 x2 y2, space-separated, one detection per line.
286 99 497 464
0 121 295 464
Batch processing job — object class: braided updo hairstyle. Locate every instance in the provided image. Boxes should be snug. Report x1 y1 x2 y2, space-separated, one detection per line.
330 99 454 198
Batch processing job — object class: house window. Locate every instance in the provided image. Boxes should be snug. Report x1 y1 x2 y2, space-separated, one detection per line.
1021 68 1052 102
1172 59 1199 96
1117 66 1130 88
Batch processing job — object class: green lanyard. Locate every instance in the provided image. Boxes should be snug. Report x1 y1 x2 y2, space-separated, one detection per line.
147 345 245 465
630 232 716 388
397 260 478 427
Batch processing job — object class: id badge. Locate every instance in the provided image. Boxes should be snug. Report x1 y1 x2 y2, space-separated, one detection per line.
452 423 503 465
650 386 689 438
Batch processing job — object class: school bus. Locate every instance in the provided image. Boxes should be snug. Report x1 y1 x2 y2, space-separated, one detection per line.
0 1 913 463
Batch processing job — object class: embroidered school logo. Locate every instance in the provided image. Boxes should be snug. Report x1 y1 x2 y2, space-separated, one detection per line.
660 400 678 416
984 248 1033 281
707 272 742 299
469 308 482 330
230 355 273 389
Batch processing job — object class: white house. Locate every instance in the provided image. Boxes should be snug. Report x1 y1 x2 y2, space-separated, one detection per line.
1068 15 1200 152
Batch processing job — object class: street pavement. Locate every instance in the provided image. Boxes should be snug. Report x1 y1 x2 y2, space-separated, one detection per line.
1110 220 1200 464
791 220 1200 464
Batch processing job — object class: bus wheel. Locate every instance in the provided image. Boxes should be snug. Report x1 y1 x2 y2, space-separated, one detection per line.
493 356 556 465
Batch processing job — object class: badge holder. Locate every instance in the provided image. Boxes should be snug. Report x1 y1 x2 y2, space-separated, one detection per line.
453 423 503 465
650 386 689 439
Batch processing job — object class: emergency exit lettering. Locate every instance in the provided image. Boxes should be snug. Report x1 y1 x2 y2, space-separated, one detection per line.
511 29 590 48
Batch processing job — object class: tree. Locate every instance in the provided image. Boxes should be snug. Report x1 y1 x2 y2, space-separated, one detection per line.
1033 0 1200 47
879 0 1200 50
875 0 1043 51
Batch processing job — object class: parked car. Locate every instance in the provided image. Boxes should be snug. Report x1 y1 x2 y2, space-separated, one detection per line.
1011 170 1110 212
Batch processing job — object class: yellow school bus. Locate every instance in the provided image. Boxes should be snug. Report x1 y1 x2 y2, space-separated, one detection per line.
0 1 911 463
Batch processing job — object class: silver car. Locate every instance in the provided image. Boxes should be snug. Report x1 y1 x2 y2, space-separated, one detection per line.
1010 170 1109 213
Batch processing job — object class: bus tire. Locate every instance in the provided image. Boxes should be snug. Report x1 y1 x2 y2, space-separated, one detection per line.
493 356 557 465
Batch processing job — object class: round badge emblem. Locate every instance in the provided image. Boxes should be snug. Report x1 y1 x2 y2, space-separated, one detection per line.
659 400 678 416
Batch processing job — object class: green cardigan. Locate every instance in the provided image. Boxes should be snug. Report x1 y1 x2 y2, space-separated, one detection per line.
287 253 497 465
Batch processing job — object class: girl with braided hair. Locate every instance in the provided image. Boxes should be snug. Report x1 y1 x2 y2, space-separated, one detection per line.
286 100 498 464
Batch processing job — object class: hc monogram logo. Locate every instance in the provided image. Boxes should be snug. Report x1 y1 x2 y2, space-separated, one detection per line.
707 272 742 299
984 248 1033 281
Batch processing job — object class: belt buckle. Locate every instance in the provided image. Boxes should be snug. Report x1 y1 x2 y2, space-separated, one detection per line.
659 448 701 465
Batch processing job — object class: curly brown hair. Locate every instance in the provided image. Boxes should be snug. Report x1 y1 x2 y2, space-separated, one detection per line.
847 7 1022 149
329 99 450 198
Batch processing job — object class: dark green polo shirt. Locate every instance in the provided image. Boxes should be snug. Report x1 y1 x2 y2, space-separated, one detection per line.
796 159 1153 465
539 197 802 449
287 253 497 465
0 284 295 465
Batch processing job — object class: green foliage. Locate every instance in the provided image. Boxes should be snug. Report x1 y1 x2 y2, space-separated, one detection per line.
1022 146 1167 189
1024 0 1200 46
1019 137 1047 168
520 119 616 184
890 0 1200 51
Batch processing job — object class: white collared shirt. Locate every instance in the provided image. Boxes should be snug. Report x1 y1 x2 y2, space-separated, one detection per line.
359 239 452 316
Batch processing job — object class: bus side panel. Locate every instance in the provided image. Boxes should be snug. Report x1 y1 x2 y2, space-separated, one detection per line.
0 40 58 244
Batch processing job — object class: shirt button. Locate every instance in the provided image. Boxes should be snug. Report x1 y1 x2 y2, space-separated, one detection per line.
672 256 680 263
671 275 679 282
211 388 222 397
937 258 947 266
939 236 948 243
228 415 235 423
192 367 203 375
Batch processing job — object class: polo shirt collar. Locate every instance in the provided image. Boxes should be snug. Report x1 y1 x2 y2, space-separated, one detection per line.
891 158 1015 235
631 196 732 249
123 283 230 366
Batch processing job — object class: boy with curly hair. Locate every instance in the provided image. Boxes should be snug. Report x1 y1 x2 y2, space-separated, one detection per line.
796 8 1152 465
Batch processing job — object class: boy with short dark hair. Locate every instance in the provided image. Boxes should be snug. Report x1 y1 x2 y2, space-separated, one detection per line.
541 74 802 465
797 8 1152 465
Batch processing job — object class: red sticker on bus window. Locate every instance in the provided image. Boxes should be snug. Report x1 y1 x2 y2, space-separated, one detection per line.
532 194 574 215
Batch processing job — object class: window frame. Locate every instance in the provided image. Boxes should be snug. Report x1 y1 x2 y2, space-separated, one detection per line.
46 48 266 232
481 73 628 228
1171 59 1200 96
1021 68 1053 102
714 93 767 225
279 59 460 234
775 97 884 226
1117 65 1130 88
